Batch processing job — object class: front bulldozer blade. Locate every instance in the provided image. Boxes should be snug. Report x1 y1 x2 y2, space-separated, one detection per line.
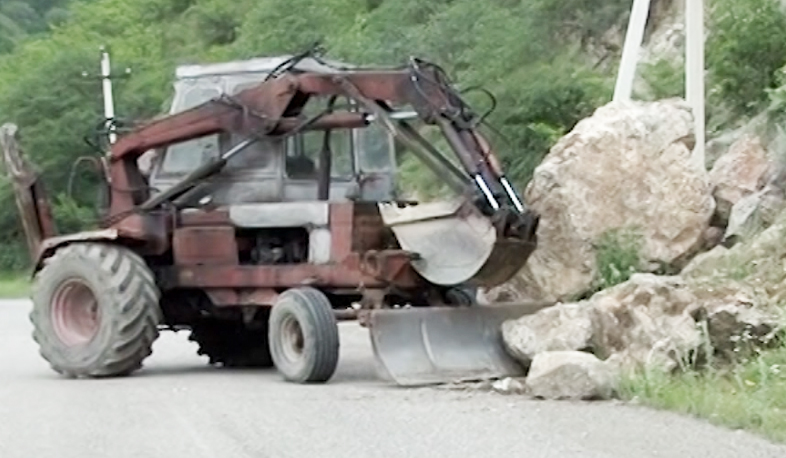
369 302 551 386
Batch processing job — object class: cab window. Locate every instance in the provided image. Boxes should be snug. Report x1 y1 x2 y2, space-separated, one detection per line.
159 86 221 175
285 130 354 180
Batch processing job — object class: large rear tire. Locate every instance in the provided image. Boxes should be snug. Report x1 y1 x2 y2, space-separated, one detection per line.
268 287 339 383
30 243 162 378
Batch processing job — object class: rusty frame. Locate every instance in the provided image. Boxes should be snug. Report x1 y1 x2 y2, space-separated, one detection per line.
9 58 538 313
159 201 420 307
100 65 520 250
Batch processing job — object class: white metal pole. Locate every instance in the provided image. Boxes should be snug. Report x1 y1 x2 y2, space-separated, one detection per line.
686 0 706 168
100 47 117 145
614 0 652 102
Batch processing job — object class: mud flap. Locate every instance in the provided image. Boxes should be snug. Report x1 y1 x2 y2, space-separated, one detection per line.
368 302 551 386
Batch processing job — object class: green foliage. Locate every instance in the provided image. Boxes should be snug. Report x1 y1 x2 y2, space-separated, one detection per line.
1 2 43 34
0 0 780 274
0 0 81 53
0 240 33 272
707 0 786 120
0 0 623 274
531 0 631 46
51 194 97 234
619 339 786 443
640 58 684 101
0 273 30 298
590 227 643 293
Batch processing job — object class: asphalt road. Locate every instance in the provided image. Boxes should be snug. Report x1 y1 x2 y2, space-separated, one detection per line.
0 299 785 458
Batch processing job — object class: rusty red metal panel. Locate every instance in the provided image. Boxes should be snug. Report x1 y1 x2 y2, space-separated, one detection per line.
329 203 354 260
238 288 279 306
178 209 232 227
167 251 420 289
204 288 279 306
351 203 386 252
296 72 410 103
274 112 368 133
358 250 415 286
173 226 238 265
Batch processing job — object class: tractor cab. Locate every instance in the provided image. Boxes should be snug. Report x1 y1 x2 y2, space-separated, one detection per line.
146 56 400 206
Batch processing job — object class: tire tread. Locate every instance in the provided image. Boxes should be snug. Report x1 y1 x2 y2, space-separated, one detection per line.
30 242 161 378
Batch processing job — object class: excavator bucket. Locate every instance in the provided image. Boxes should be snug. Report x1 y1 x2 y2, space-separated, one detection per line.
377 199 536 288
369 302 550 386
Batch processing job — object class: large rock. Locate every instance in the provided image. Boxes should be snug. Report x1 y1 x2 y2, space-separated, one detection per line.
709 135 772 225
518 99 715 301
501 303 594 365
526 351 615 400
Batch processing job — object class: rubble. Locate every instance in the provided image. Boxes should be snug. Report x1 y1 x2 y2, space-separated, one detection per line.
500 274 782 398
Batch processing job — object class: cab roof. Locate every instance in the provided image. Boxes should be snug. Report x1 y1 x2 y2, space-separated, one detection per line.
174 56 353 80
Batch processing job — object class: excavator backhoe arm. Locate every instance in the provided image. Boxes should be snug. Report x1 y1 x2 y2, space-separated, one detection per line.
96 56 544 387
105 57 539 285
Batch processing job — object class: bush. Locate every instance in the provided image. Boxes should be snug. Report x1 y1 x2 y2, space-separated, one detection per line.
640 58 684 101
707 0 786 119
591 227 643 293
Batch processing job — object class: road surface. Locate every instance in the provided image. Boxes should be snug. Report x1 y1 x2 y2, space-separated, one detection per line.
0 299 784 458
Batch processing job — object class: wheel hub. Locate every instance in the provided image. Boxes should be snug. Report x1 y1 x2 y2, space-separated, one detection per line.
51 279 100 346
280 315 305 363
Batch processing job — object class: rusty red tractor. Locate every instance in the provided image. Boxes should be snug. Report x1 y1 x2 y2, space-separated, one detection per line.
0 49 540 385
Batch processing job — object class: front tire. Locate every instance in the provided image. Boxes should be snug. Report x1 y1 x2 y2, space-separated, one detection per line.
268 287 339 383
30 243 162 378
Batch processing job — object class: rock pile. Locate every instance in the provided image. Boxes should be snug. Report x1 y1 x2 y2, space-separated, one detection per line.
498 273 782 400
483 98 786 401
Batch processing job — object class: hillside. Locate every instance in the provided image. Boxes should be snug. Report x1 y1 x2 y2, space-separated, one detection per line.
0 0 785 270
0 0 73 53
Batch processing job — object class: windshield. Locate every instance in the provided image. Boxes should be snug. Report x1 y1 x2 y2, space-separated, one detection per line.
357 123 395 172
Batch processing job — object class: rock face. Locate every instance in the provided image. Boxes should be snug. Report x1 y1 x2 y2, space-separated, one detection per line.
709 135 772 225
517 99 715 301
526 351 615 400
725 184 786 243
502 274 782 374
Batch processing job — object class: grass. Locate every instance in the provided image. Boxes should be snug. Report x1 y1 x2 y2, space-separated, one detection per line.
0 273 30 298
573 227 644 301
618 344 786 443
